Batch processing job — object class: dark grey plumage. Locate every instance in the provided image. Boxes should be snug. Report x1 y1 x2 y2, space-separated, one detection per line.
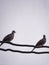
0 30 16 46
31 35 46 51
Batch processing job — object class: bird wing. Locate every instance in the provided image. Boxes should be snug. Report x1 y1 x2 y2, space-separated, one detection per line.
36 39 44 47
2 34 13 42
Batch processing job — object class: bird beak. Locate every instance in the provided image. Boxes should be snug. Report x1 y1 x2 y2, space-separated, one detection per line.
15 31 16 33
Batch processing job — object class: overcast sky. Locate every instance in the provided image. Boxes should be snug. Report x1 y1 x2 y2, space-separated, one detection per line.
0 0 49 65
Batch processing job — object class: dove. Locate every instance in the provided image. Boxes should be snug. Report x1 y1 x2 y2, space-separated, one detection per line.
0 30 16 46
31 35 46 51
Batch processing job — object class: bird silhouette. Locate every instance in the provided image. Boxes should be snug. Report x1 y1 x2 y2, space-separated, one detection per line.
31 35 46 51
0 30 16 46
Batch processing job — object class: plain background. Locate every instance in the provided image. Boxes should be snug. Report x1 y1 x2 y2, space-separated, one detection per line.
0 0 49 65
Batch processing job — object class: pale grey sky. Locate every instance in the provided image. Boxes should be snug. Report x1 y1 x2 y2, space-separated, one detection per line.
0 0 49 65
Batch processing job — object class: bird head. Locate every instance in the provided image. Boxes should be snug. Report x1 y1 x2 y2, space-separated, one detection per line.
12 30 16 34
43 35 46 38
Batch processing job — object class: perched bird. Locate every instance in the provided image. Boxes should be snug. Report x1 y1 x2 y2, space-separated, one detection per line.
31 35 46 51
0 30 16 46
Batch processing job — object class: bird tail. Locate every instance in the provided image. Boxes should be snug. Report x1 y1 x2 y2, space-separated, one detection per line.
31 47 35 51
33 47 35 50
32 47 36 51
0 42 3 46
